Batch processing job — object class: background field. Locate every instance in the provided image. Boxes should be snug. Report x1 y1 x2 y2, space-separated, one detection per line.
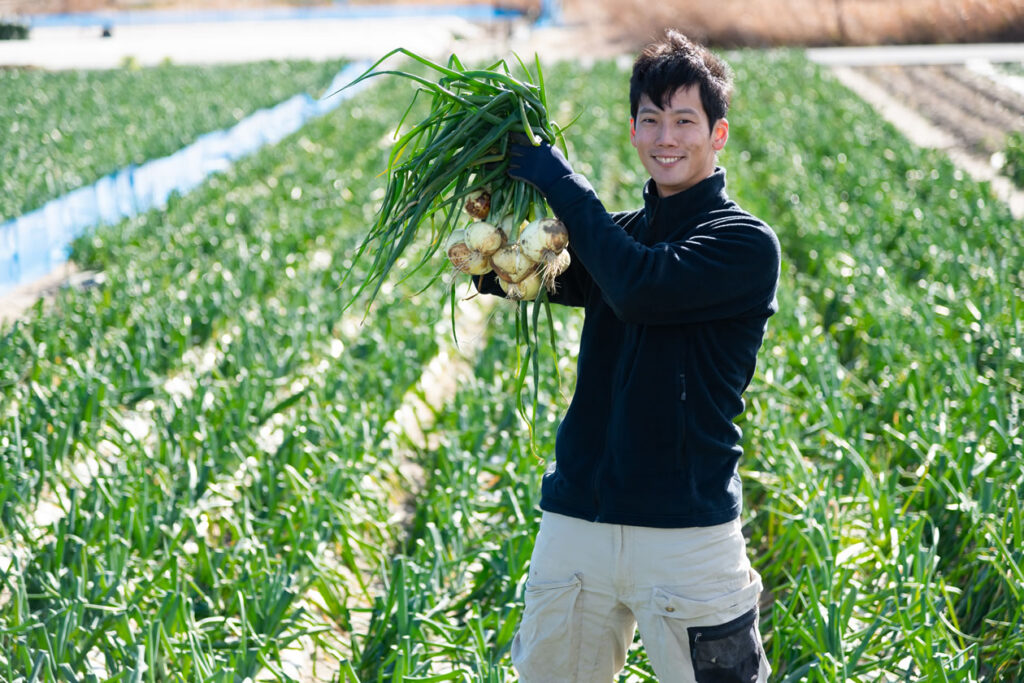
0 60 345 223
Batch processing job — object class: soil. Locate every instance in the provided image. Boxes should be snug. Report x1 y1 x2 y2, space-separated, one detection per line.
0 263 96 325
830 58 1024 219
857 64 1024 156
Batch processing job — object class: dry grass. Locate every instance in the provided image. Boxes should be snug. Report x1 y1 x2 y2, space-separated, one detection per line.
1 0 534 15
5 0 1023 49
565 0 1024 48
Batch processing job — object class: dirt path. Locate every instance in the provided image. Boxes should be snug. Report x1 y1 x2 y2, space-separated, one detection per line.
0 263 97 325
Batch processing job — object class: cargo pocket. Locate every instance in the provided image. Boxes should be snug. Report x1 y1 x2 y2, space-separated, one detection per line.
651 572 760 622
688 608 765 683
511 573 584 682
646 573 768 683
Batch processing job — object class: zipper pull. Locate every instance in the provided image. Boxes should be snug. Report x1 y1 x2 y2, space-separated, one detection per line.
680 373 687 401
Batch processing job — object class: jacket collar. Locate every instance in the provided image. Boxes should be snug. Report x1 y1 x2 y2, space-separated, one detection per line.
643 167 729 230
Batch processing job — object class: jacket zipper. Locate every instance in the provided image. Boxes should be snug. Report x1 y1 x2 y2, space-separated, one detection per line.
676 371 688 471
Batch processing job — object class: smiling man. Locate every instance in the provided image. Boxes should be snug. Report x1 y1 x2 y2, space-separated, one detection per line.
631 85 728 197
485 29 780 682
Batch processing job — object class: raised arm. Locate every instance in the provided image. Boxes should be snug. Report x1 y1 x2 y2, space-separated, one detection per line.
509 140 780 325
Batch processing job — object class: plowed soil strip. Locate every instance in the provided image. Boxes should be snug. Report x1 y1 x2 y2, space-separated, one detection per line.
860 65 1005 153
940 64 1024 118
902 65 1024 147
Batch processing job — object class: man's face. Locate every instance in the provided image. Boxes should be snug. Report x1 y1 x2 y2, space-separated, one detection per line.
630 85 729 197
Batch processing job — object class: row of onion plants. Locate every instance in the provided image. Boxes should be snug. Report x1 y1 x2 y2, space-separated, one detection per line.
729 51 1023 680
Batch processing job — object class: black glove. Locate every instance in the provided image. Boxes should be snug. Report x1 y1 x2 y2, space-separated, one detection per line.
508 137 574 196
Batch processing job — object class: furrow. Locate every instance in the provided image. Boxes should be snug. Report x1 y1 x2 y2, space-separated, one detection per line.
965 59 1024 102
941 63 1024 119
910 64 1024 136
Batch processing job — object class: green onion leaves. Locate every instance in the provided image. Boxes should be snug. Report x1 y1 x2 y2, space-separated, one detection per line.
336 48 565 309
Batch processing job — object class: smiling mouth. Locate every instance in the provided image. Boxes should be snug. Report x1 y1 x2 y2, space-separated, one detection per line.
653 156 684 164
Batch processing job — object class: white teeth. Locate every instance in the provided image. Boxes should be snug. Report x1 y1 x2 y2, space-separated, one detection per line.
655 156 682 163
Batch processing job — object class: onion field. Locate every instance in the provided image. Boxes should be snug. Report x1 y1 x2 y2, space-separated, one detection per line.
1 50 1022 681
0 59 346 223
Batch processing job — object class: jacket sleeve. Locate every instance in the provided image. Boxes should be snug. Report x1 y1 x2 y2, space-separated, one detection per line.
545 174 781 326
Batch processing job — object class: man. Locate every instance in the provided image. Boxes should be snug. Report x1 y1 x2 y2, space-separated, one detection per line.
481 29 779 681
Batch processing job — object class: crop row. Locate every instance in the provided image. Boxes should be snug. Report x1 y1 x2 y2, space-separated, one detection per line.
0 59 345 222
728 51 1022 680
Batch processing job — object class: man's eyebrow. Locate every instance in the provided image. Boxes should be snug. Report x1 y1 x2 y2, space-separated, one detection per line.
637 105 700 116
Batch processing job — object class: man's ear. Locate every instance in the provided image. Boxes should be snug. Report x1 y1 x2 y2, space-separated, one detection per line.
629 117 637 146
711 118 729 151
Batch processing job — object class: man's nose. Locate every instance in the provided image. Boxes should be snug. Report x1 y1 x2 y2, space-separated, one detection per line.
656 122 675 144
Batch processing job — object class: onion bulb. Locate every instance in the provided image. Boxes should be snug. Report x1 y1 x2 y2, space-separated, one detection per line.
519 218 568 261
498 213 525 239
446 228 491 275
463 190 491 220
499 270 543 301
465 220 506 256
519 218 570 290
490 243 537 284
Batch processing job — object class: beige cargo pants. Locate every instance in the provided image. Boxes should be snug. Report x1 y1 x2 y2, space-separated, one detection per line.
511 511 770 682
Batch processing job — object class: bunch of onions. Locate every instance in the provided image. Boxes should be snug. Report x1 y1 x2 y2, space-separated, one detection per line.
334 47 571 306
335 48 573 430
445 199 570 302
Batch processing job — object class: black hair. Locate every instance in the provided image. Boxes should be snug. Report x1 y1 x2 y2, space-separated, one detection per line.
629 29 733 132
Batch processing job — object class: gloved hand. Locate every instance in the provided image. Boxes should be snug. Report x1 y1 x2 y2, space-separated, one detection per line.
508 136 574 196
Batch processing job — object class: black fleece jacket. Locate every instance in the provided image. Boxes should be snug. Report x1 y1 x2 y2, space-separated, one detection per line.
480 168 780 528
